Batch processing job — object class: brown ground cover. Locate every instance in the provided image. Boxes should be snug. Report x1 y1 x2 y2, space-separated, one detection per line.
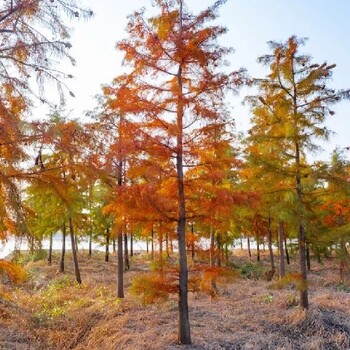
1 250 350 350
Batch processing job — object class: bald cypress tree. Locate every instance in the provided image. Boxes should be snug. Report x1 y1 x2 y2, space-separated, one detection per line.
247 36 349 309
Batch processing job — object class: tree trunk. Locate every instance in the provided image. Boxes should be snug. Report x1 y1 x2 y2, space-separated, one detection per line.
124 233 129 270
166 233 170 258
69 216 81 284
151 228 154 260
47 232 53 266
209 225 217 293
267 217 275 280
240 236 243 250
130 233 134 257
256 230 260 262
59 222 66 272
216 233 222 268
176 3 191 342
191 223 195 261
278 222 285 278
146 238 149 254
306 243 311 271
88 230 92 258
284 236 290 265
247 237 252 258
113 238 116 253
117 227 124 298
105 228 110 262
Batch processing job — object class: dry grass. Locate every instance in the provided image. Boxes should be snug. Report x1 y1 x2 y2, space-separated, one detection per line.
1 249 350 349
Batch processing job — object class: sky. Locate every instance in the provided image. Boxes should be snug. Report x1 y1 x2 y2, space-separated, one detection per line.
50 0 350 160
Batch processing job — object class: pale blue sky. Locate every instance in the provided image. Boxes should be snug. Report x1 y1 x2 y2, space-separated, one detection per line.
55 0 349 159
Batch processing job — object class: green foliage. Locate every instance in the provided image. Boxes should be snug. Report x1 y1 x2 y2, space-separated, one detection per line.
32 276 85 325
12 249 47 266
238 262 264 279
336 282 350 293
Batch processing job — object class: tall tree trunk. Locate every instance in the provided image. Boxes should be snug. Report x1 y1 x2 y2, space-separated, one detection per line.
88 230 92 258
306 243 311 271
216 233 222 268
166 232 169 258
176 3 191 342
130 233 134 257
247 237 252 258
105 228 110 262
256 229 260 262
284 236 290 265
59 222 66 272
69 216 81 284
267 216 275 280
240 235 243 250
151 228 154 260
146 238 149 254
113 238 116 253
278 222 285 278
116 119 124 298
209 225 217 293
47 232 53 266
191 222 195 261
124 233 129 270
117 227 124 298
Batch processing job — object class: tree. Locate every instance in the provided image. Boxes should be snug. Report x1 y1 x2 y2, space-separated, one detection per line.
0 0 92 104
247 36 349 309
103 0 245 343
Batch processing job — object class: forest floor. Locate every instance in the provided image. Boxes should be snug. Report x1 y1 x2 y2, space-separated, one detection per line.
1 249 350 350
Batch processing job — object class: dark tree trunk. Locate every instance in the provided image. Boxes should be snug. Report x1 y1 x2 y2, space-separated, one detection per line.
117 228 124 298
47 232 53 266
247 237 252 258
69 216 81 284
267 216 275 280
240 236 243 250
306 243 311 271
151 228 154 260
124 233 129 270
176 5 191 341
105 228 110 262
217 233 222 268
284 236 290 265
209 225 217 293
88 230 92 258
191 223 195 261
256 230 260 262
130 233 134 257
59 222 66 272
298 224 308 309
146 238 149 254
278 222 286 278
166 232 170 258
113 238 116 253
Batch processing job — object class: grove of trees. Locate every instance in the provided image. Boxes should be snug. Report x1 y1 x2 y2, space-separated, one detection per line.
0 0 349 346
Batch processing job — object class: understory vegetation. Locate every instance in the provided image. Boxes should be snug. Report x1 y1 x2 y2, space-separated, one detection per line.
1 249 350 350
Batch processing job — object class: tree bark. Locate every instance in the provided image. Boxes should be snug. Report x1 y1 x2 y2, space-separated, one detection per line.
130 233 134 257
69 216 81 284
284 236 290 265
117 227 124 298
176 2 191 343
47 232 53 266
105 228 110 262
267 216 275 280
88 230 92 258
247 237 252 258
59 222 66 272
278 222 285 278
124 232 129 270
